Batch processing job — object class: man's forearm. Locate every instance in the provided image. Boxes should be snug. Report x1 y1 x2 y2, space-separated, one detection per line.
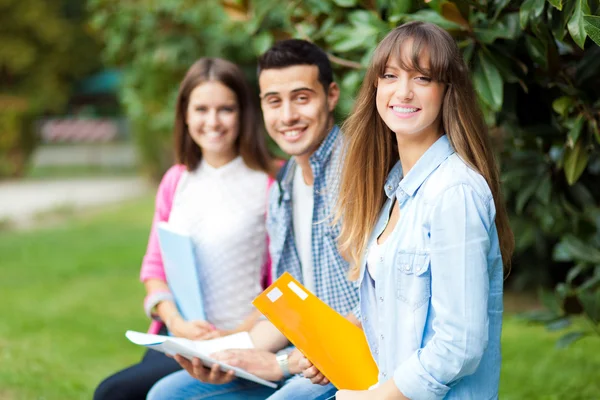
249 320 289 352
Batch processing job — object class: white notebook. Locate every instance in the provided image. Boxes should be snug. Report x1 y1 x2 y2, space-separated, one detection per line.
125 330 277 388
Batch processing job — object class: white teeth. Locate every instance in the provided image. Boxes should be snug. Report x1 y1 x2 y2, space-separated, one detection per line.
283 130 301 138
205 131 223 138
392 106 419 113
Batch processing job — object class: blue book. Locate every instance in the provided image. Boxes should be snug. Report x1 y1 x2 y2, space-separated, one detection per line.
157 222 206 321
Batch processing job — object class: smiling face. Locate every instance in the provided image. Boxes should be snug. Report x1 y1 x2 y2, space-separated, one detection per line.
376 41 446 143
259 65 339 163
186 81 240 167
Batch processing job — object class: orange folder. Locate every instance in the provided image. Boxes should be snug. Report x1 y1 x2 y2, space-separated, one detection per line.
252 272 379 390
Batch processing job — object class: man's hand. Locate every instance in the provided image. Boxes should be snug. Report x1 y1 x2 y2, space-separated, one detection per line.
299 356 329 386
211 349 284 381
169 316 215 340
174 355 235 384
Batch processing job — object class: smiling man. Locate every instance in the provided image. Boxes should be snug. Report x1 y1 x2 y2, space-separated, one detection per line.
146 40 360 400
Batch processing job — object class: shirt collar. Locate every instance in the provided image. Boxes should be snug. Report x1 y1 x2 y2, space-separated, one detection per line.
200 155 243 177
384 134 454 199
280 125 341 192
310 125 340 167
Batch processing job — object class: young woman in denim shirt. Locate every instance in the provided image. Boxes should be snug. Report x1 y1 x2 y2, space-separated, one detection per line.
302 22 514 399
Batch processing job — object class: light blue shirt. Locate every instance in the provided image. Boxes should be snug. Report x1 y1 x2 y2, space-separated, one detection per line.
358 135 503 400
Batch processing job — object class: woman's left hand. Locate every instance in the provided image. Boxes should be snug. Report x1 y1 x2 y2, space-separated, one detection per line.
335 390 370 399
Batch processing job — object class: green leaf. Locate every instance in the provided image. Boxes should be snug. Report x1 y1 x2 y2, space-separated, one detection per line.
491 0 512 22
577 279 600 323
518 309 560 323
547 0 563 10
556 331 586 348
473 51 503 111
564 140 589 185
539 288 562 314
387 0 412 19
525 34 548 69
566 264 586 284
583 15 600 46
520 0 545 30
252 31 274 56
552 96 574 117
559 235 600 264
405 10 464 31
567 115 585 147
551 0 576 40
332 0 358 7
516 178 539 214
568 0 591 49
546 317 571 331
474 13 520 43
535 173 552 204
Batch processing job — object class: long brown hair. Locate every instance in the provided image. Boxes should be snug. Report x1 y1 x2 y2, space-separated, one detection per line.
173 57 274 175
337 21 514 279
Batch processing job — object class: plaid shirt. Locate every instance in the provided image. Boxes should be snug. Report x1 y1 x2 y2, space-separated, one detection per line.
267 126 360 318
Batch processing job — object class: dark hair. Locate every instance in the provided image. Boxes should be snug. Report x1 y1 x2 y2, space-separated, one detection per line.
257 39 333 91
173 57 273 174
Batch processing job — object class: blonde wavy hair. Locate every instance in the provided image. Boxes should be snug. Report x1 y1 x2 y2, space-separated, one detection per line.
337 21 514 280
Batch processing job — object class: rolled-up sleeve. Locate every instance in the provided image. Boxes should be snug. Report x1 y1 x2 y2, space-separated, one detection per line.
393 184 493 400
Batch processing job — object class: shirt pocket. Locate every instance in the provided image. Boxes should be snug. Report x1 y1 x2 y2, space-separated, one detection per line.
395 250 431 310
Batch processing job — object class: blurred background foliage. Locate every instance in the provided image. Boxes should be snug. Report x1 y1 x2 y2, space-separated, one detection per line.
86 0 600 345
0 0 102 177
2 0 594 345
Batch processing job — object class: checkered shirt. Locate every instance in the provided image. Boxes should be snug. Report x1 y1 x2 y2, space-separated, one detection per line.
267 126 360 318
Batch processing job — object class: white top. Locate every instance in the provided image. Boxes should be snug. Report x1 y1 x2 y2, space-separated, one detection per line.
168 157 268 330
292 165 315 293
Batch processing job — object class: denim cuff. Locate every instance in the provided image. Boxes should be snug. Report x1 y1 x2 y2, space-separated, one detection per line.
393 350 450 400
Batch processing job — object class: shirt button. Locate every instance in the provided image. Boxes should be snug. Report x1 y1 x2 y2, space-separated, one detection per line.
404 265 410 271
382 372 387 378
379 296 384 302
386 185 393 191
380 334 384 340
363 316 368 322
379 256 384 262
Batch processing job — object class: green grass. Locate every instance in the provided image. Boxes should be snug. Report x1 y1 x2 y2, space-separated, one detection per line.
1 197 599 399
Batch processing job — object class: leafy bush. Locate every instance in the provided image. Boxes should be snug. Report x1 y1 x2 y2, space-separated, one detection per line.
0 0 101 178
90 0 600 344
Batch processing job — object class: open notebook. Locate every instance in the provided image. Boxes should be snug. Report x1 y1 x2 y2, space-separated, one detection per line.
125 330 277 388
253 272 379 390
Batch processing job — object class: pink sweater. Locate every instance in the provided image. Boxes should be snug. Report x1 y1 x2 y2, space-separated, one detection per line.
140 164 273 333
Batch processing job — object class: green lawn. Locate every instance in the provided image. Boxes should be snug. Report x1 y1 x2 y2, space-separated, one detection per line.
0 196 598 399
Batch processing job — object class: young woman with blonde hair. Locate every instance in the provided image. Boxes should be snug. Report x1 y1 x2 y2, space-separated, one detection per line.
303 21 514 399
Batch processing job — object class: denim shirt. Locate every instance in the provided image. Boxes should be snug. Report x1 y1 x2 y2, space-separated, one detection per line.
358 135 503 400
268 126 360 318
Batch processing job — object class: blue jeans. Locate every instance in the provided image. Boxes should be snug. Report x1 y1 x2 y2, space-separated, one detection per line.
147 370 336 400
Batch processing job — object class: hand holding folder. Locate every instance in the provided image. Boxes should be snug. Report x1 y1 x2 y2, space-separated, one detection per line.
252 272 379 391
